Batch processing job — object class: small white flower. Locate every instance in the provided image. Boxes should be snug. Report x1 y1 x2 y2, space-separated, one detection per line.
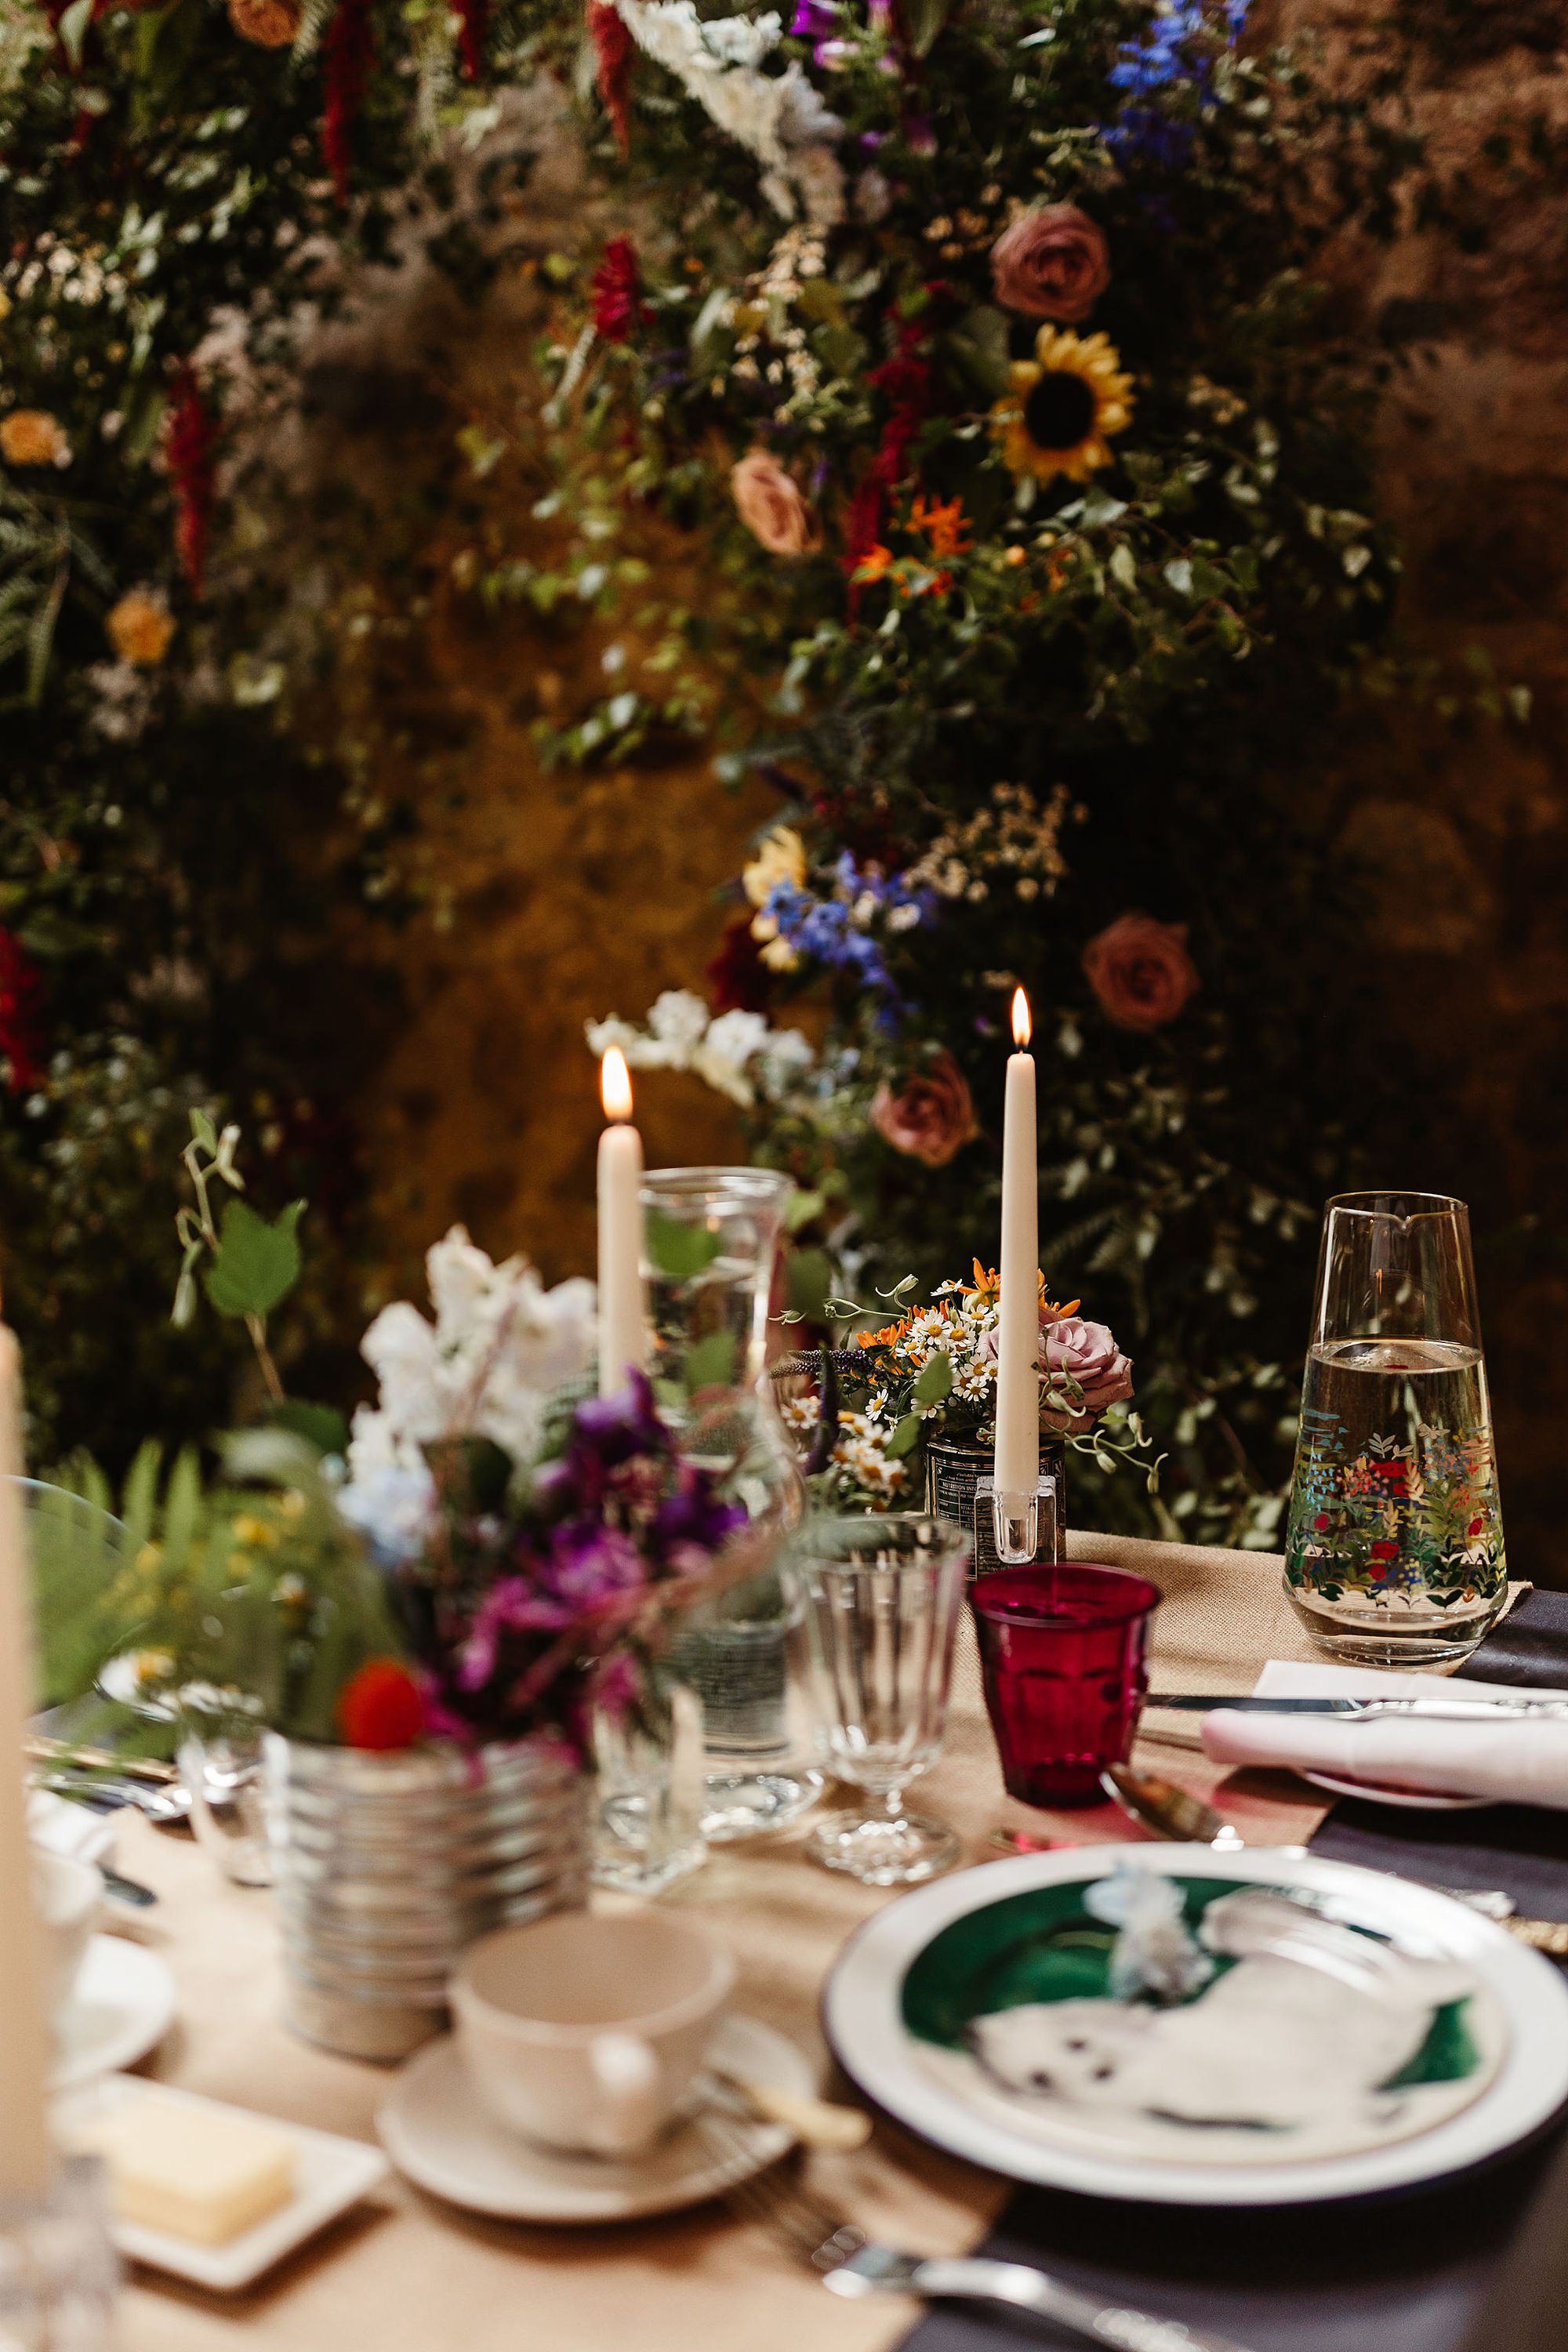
647 988 712 1058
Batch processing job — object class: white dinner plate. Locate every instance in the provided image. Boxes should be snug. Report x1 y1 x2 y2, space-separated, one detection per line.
52 1936 177 2092
823 1844 1568 2206
53 2074 390 2290
379 2013 807 2223
1304 1767 1493 1813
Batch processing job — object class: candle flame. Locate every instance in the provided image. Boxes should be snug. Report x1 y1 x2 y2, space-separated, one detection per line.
1011 988 1032 1050
600 1047 633 1123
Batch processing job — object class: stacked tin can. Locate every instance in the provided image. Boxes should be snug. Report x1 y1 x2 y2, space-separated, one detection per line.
265 1736 589 2061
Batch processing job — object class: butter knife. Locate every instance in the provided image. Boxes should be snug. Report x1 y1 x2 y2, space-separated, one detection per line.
1145 1694 1568 1722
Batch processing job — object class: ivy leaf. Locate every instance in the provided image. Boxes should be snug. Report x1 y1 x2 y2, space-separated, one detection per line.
203 1199 304 1321
912 1349 953 1406
901 0 950 57
268 1399 350 1457
646 1208 722 1279
684 1331 738 1391
884 1412 924 1461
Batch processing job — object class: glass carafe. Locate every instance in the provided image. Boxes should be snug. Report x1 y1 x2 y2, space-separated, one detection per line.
641 1167 820 1838
1283 1190 1507 1664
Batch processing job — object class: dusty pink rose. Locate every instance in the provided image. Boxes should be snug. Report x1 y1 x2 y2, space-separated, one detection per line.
1082 912 1200 1031
731 450 821 556
990 205 1110 324
869 1052 978 1168
1040 1316 1134 1432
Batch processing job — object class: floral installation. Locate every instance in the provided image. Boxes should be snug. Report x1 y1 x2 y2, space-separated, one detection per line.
0 5 1549 1541
780 1260 1157 1515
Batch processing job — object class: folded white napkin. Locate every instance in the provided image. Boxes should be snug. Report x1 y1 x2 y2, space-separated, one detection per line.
27 1787 114 1868
1201 1658 1568 1810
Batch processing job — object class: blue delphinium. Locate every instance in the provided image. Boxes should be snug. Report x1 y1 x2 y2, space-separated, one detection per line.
1105 1 1249 167
760 851 935 1014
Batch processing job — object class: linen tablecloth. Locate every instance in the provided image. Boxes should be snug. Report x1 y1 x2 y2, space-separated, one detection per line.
101 1536 1348 2352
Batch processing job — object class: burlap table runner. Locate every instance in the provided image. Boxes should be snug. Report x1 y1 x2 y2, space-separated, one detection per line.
108 1534 1330 2352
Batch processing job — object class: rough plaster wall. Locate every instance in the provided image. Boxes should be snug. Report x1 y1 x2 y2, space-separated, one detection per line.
1275 3 1568 1564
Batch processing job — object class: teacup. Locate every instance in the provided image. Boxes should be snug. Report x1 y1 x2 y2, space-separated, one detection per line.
33 1847 99 2028
451 1909 734 2159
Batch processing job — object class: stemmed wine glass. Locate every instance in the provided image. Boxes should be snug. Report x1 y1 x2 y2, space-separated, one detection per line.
783 1515 969 1886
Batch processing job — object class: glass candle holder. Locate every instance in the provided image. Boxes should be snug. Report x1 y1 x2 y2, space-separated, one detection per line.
971 1563 1160 1809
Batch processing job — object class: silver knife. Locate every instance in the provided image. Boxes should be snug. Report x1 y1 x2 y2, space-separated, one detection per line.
1145 1693 1568 1721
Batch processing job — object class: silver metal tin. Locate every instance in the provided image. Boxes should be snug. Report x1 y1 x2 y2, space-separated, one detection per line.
924 1434 1066 1577
264 1735 589 2061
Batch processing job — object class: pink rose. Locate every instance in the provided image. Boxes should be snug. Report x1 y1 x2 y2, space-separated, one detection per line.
1040 1316 1134 1432
869 1051 978 1168
1082 912 1200 1031
731 450 821 557
990 205 1110 324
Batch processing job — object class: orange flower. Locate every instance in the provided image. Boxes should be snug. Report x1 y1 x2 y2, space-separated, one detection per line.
910 494 972 558
865 1318 911 1348
853 543 895 584
1 410 70 468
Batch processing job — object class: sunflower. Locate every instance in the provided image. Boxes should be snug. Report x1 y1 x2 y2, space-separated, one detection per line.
989 327 1135 486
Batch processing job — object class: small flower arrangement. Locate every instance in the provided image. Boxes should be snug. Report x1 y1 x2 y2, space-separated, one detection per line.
118 1227 753 1759
782 1261 1160 1513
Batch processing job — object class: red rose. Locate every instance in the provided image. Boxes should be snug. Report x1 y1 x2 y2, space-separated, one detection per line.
990 205 1110 324
869 1051 979 1168
1082 912 1200 1032
1370 1541 1399 1561
336 1659 425 1751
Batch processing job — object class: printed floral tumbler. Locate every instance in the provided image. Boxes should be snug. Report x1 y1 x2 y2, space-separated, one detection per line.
1283 1191 1507 1664
786 1515 969 1885
971 1564 1160 1807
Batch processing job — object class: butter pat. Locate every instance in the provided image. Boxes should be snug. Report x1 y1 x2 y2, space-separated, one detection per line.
74 2099 296 2245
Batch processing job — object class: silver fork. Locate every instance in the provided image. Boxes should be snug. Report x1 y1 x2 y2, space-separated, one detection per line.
708 2111 1258 2352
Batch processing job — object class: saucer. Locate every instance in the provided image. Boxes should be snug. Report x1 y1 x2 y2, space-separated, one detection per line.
52 1935 177 2092
379 2012 810 2223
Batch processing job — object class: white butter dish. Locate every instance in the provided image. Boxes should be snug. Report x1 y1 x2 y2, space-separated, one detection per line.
54 2074 390 2290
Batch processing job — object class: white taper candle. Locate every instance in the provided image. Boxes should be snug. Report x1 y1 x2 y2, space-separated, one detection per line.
597 1048 648 1397
0 1327 53 2196
993 989 1040 1497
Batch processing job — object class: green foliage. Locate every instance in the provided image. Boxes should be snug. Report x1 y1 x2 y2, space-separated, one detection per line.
203 1198 305 1323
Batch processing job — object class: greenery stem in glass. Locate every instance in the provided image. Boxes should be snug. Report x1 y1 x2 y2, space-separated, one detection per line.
1283 1191 1506 1665
642 1167 821 1839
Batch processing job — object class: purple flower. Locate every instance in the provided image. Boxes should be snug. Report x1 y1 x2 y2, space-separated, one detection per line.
569 1370 668 1468
652 1467 746 1557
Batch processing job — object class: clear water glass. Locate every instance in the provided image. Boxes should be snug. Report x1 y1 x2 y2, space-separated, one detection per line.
0 2158 118 2352
1283 1190 1508 1665
590 1668 707 1896
177 1729 272 1888
674 1567 824 1842
785 1514 970 1886
641 1166 815 1838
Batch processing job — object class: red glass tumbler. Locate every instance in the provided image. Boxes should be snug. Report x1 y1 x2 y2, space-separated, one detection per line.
971 1563 1160 1807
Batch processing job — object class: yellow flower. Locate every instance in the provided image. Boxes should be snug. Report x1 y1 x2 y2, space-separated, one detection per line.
231 1512 279 1551
0 291 11 323
744 823 808 970
989 328 1134 486
742 825 807 909
106 589 176 669
0 408 71 469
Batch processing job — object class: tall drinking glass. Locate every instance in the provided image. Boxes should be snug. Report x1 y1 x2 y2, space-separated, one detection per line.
1283 1190 1506 1665
784 1515 969 1885
642 1167 820 1840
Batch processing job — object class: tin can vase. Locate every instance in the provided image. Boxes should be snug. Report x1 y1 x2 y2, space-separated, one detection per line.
264 1735 590 2062
924 1433 1067 1577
